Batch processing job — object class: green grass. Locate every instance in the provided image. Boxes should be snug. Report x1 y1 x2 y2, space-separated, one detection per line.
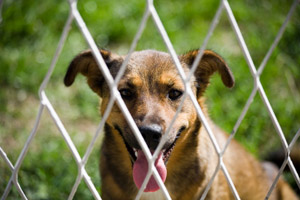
1 0 299 198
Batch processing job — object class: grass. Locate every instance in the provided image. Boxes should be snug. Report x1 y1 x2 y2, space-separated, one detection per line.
1 0 299 198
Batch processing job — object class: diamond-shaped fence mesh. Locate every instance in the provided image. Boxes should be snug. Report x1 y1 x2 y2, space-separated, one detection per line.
1 0 300 199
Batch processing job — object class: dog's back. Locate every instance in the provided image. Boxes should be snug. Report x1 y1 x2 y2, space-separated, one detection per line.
210 123 299 200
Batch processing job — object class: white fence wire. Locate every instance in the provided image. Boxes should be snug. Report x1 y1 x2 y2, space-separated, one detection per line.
1 0 300 199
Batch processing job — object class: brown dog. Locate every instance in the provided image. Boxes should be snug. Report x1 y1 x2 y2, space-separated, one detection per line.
64 49 299 200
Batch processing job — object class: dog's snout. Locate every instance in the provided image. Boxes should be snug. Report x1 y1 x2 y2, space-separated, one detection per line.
139 124 162 150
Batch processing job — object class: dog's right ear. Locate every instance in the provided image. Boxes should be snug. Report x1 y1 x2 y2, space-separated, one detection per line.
64 49 123 96
180 50 234 97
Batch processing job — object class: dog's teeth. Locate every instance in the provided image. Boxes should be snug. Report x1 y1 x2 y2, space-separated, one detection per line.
133 148 138 157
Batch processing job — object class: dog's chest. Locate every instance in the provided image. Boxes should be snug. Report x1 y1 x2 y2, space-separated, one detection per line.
140 189 166 200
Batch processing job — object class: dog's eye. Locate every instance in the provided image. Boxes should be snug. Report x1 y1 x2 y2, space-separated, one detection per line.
119 89 133 99
168 89 183 101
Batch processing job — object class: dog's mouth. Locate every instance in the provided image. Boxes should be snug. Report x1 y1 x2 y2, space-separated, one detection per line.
116 126 185 164
115 125 185 192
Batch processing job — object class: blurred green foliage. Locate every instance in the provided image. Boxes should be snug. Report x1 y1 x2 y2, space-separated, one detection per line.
0 0 299 198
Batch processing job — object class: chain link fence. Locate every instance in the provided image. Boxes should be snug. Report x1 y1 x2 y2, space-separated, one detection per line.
1 0 299 199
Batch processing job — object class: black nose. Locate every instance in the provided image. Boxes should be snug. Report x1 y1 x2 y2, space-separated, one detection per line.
139 124 162 150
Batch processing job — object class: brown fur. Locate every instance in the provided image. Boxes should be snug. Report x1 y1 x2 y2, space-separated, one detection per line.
64 49 299 200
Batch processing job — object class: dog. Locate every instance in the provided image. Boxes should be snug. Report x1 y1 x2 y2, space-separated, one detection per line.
64 49 299 200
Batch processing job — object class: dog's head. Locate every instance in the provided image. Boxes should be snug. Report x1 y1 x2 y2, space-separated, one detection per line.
64 49 234 191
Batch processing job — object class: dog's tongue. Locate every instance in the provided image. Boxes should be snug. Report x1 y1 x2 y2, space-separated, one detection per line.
133 150 167 192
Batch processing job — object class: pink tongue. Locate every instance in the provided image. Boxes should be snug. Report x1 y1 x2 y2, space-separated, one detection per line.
133 150 167 192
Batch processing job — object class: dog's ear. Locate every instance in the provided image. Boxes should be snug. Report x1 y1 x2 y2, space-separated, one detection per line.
180 50 234 96
64 49 123 96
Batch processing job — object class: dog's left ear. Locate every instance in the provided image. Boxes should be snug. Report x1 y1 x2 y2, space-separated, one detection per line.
64 49 123 97
180 50 234 96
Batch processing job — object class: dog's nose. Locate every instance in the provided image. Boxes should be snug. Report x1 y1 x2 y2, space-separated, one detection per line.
139 124 162 150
